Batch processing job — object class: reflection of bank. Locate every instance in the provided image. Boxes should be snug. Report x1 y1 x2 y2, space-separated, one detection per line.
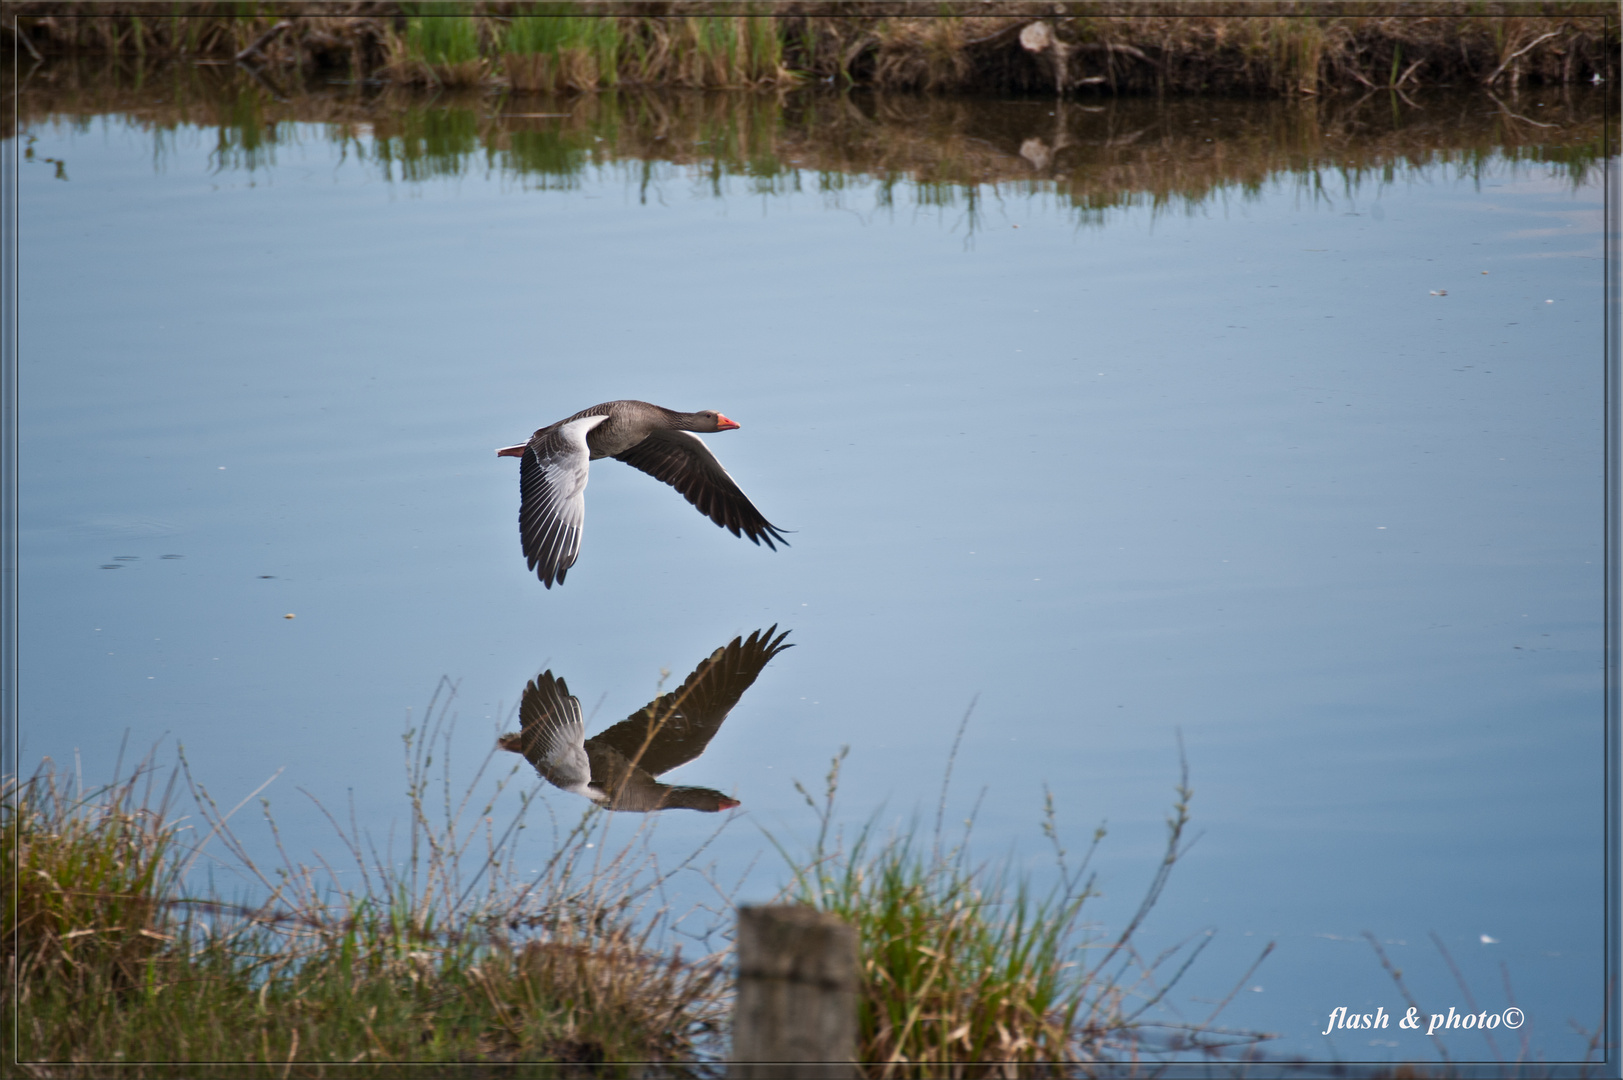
498 626 792 813
14 70 1609 232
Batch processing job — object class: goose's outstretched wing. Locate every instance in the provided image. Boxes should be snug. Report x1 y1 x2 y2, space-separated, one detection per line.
589 625 792 777
500 671 592 794
519 415 611 588
614 429 789 549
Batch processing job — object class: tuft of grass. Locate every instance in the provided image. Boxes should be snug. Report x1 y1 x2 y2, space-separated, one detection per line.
2 744 183 1000
500 12 791 93
393 3 487 88
503 10 623 94
771 722 1269 1073
653 14 792 89
744 13 785 83
1270 16 1329 94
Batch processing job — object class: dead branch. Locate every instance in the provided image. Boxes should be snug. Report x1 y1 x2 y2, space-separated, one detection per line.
1483 30 1559 85
235 19 292 65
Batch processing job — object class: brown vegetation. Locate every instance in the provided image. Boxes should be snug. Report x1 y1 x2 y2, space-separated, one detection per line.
3 754 182 1003
4 3 1615 96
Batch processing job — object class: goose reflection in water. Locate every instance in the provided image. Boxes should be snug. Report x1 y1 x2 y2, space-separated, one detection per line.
498 626 792 812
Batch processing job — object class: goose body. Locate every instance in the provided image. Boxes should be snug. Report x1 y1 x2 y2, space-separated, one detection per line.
497 400 787 588
497 626 793 812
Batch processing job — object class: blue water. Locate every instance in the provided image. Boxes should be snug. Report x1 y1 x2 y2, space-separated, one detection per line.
13 105 1614 1065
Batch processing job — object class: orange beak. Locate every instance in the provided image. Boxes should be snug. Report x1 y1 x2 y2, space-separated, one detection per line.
715 414 740 431
717 796 741 810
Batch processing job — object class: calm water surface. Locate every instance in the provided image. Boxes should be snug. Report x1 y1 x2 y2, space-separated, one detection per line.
12 80 1615 1063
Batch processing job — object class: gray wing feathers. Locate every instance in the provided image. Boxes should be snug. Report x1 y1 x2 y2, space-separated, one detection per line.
520 415 609 588
517 672 592 791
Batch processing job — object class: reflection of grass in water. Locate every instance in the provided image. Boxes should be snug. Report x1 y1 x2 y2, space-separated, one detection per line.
490 94 625 188
456 87 1613 229
503 128 595 186
210 85 280 174
16 68 1608 223
372 106 482 183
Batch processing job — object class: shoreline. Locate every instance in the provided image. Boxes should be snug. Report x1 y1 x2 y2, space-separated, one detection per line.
6 4 1616 97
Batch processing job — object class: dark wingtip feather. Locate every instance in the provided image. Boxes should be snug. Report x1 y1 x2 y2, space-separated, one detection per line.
755 523 791 550
757 625 794 661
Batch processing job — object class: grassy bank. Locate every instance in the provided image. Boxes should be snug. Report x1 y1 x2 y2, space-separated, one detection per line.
5 698 1259 1073
5 686 738 1076
5 3 1615 96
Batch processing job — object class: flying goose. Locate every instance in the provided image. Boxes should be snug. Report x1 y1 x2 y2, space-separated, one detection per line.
496 400 788 588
